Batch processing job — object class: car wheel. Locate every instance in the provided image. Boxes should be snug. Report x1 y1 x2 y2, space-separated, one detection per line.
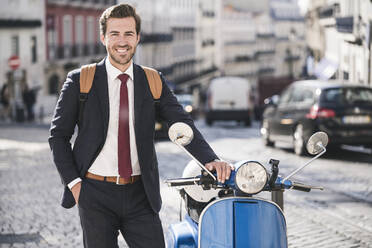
261 120 274 147
293 124 306 156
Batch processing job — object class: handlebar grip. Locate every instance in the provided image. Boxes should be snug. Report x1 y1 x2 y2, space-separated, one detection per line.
164 177 200 187
167 181 196 187
291 182 312 192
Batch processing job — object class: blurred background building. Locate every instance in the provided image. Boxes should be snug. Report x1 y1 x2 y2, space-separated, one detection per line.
44 0 115 115
306 0 372 85
1 0 371 123
0 0 45 121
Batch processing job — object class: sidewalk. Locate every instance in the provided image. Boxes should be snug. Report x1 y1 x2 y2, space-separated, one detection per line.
0 115 52 129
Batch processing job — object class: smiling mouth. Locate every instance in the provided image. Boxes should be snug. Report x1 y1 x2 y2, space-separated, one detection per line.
116 47 129 54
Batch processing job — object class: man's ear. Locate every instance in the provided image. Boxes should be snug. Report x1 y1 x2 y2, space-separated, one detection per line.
100 34 106 46
136 33 141 45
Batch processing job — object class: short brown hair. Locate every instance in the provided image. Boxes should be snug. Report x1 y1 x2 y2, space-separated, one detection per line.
99 4 141 36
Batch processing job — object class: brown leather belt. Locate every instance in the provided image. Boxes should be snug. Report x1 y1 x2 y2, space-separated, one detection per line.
85 172 140 185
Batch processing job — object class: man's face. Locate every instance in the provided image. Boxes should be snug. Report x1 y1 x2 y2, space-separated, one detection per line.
101 17 140 71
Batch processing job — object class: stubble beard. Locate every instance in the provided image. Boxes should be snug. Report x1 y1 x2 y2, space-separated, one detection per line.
108 45 136 68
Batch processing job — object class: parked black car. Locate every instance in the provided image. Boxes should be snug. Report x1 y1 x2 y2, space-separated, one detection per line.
261 80 372 155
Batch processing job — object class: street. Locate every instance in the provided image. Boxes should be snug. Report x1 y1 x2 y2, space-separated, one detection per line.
1 120 372 247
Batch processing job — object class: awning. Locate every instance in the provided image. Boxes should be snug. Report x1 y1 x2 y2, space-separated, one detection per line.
314 58 338 80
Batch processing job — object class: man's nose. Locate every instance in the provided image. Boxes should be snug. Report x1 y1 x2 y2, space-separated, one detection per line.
116 35 128 44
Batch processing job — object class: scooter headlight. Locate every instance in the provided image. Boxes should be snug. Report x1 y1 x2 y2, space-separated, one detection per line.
235 161 268 194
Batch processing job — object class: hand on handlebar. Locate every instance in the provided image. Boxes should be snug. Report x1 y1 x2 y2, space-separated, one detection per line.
205 160 234 183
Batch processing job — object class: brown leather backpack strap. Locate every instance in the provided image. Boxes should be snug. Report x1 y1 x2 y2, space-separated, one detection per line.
141 66 162 100
80 63 96 93
78 63 96 126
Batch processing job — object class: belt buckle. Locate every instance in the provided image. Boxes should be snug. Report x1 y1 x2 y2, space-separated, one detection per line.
116 176 121 185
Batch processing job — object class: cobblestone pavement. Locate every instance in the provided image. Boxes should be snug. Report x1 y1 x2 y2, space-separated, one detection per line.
1 122 372 247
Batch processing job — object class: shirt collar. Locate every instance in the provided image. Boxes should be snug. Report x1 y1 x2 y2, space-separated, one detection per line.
105 57 134 82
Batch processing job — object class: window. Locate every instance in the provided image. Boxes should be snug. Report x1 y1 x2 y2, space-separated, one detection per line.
322 88 372 104
343 71 349 80
75 16 84 45
278 87 293 106
11 36 19 56
291 89 314 105
75 16 84 56
63 15 72 45
87 16 95 55
31 36 37 63
63 15 73 57
87 17 94 44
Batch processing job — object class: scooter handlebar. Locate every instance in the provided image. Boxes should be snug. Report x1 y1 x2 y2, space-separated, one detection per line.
276 177 324 192
291 182 312 192
164 177 200 187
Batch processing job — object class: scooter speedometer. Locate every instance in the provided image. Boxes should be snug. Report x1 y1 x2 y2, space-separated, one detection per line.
235 161 268 194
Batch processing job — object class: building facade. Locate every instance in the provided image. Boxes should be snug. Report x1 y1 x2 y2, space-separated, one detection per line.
44 0 116 115
270 0 306 79
216 0 305 84
306 0 372 85
125 0 173 80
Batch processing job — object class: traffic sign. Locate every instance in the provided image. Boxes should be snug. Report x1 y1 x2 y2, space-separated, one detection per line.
8 55 21 70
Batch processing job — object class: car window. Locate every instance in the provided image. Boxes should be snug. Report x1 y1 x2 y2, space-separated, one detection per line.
302 90 314 105
291 88 314 105
322 87 372 105
278 87 293 106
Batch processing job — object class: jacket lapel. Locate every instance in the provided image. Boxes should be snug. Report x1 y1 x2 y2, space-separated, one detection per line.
93 58 109 137
133 64 146 133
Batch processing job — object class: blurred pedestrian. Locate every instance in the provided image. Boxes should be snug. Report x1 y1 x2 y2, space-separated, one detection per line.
0 83 11 121
22 84 36 121
49 3 233 248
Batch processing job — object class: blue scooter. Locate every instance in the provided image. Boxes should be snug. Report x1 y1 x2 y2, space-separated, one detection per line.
165 122 328 248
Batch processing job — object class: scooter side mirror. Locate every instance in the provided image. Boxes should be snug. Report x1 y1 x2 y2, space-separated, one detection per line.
306 132 329 155
168 122 194 146
168 122 217 181
283 131 328 182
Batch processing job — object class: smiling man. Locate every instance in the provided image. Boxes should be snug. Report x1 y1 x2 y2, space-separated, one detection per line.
49 3 232 248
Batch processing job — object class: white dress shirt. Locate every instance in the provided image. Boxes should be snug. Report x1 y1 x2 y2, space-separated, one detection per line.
68 59 140 189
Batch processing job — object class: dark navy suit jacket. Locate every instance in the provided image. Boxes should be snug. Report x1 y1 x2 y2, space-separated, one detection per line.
48 58 218 212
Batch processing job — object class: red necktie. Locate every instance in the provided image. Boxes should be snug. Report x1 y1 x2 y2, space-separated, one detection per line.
117 74 132 179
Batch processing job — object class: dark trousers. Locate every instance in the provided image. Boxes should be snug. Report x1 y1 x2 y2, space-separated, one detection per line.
78 178 165 248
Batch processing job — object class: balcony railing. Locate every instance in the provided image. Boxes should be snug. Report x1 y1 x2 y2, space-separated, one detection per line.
258 67 275 74
255 50 276 57
49 0 115 7
140 33 173 44
173 65 217 85
202 11 215 18
234 55 256 62
202 39 215 47
284 55 301 62
257 33 275 39
48 43 105 60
